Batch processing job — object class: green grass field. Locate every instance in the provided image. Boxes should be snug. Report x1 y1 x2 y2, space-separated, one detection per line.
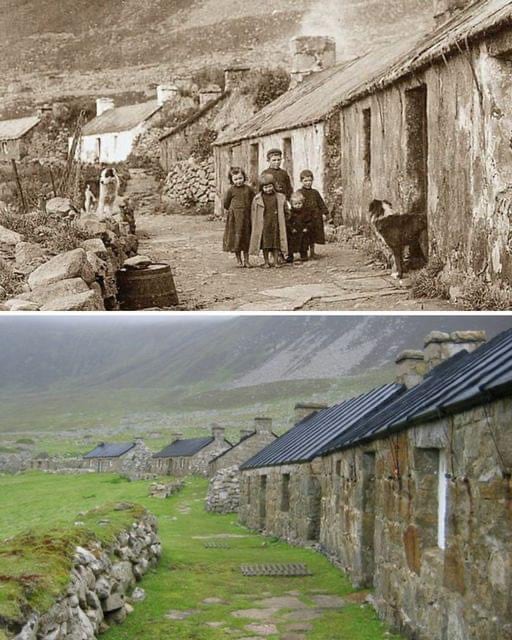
0 473 403 639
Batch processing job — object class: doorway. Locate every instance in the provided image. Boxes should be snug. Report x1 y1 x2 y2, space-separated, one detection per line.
361 452 376 586
405 85 428 212
259 475 267 529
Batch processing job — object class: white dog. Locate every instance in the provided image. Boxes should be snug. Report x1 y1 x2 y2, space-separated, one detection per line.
96 167 121 219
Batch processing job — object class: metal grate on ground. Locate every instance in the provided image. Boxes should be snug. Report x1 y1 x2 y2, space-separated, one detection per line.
204 541 231 549
240 563 312 577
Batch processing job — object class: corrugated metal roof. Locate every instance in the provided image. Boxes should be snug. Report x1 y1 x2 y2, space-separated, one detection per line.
321 328 512 455
241 384 404 470
82 100 161 136
0 115 40 141
153 437 215 458
83 442 135 459
218 0 512 145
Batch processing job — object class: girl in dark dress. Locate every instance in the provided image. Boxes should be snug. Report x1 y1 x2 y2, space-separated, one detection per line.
286 191 313 263
222 167 255 267
249 173 288 268
298 169 329 259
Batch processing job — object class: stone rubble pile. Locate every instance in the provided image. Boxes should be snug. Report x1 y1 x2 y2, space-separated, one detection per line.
0 204 140 312
149 480 185 499
162 157 215 210
10 513 161 640
205 466 240 514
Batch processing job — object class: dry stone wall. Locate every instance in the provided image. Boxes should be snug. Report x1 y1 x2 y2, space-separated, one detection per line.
8 513 161 640
205 466 240 514
162 157 215 211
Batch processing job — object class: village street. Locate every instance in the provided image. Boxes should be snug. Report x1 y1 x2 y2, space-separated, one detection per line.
128 171 453 312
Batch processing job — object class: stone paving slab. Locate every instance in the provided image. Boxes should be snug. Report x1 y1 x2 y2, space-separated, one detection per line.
257 596 308 610
311 594 346 608
244 623 278 636
231 608 279 621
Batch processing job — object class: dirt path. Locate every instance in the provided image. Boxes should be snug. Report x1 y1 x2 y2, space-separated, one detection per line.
131 170 453 311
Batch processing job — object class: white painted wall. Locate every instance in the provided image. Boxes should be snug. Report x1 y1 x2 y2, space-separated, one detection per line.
72 122 148 164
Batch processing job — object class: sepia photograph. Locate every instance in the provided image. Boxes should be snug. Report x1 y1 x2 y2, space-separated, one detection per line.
0 313 511 640
0 0 511 311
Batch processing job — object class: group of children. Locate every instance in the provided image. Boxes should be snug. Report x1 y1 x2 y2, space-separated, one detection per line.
222 148 328 268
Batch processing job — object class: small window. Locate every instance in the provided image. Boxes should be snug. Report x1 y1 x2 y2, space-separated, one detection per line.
362 108 372 179
281 473 290 512
1 141 8 155
335 460 342 476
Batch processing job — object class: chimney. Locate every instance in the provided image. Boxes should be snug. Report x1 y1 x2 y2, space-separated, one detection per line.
239 428 254 441
424 330 487 371
211 423 225 441
199 84 223 108
157 83 179 106
224 66 251 92
133 437 144 447
254 417 272 433
294 403 328 424
395 350 426 389
96 98 115 117
434 0 475 26
290 35 336 88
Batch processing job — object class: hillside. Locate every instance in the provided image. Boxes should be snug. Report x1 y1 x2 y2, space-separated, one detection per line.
0 0 434 111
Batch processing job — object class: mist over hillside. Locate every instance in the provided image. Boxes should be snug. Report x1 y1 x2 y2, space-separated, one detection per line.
0 0 434 106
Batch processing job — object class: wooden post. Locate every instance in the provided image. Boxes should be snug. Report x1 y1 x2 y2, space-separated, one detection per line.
48 164 57 197
11 159 27 213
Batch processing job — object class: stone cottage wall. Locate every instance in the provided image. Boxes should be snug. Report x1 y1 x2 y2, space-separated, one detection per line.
168 439 232 477
239 461 323 544
208 431 278 476
206 466 240 514
162 157 215 211
7 513 161 640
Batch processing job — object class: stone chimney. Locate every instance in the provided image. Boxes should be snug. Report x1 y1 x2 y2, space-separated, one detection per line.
199 84 223 108
133 437 144 447
239 428 254 441
434 0 475 26
224 66 251 92
157 83 179 106
254 417 272 433
424 331 487 371
294 403 328 424
96 97 115 117
211 424 225 441
395 350 426 389
290 35 336 88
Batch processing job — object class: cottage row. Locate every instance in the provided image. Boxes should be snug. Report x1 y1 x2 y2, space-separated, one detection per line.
235 328 512 640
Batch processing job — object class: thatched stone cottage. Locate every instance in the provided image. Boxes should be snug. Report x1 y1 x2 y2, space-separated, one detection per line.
82 438 150 473
76 86 177 164
216 0 512 285
239 328 512 640
208 417 278 477
239 384 404 543
152 424 231 477
0 115 40 162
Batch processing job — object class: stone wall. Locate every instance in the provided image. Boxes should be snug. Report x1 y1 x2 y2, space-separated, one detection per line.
239 396 512 640
208 430 278 477
205 466 240 514
162 157 215 211
6 512 161 640
156 438 232 478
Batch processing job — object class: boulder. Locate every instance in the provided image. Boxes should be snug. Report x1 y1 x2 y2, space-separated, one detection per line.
102 593 124 613
46 197 77 217
111 561 135 593
82 238 108 260
28 248 95 289
76 215 109 237
4 299 40 311
18 278 90 307
0 224 23 245
40 290 105 311
15 242 47 275
130 587 146 603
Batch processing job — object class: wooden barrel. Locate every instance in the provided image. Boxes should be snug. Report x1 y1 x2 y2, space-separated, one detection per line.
117 263 179 310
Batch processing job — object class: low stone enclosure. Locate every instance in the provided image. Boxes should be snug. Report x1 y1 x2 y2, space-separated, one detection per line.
162 157 215 212
238 330 512 640
2 505 161 640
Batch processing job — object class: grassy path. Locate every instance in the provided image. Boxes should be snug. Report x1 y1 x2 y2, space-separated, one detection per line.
0 474 402 640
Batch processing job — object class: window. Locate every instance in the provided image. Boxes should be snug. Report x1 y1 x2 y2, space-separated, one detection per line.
335 460 342 476
362 108 372 179
281 473 290 512
414 447 447 549
1 141 8 155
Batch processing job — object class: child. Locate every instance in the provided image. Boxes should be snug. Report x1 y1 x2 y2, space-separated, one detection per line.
298 169 328 258
265 148 293 201
222 167 254 267
249 172 288 268
84 183 96 214
286 191 312 263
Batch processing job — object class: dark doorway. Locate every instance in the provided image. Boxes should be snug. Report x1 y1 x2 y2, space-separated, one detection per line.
362 108 372 180
259 475 267 529
306 475 322 541
282 137 293 182
361 452 376 586
405 85 428 212
250 142 260 189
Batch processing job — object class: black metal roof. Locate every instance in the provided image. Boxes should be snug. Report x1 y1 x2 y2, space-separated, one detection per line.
153 437 216 458
240 383 404 470
321 328 512 456
83 442 135 459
